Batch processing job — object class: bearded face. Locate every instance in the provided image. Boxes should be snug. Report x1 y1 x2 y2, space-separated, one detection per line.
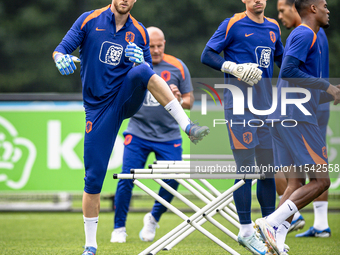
113 0 136 15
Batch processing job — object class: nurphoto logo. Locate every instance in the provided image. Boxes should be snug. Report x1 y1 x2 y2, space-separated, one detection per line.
200 82 312 128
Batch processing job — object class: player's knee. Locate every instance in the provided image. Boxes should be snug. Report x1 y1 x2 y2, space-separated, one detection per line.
235 179 252 186
319 178 330 193
117 178 134 190
287 179 304 191
166 179 179 190
84 170 106 194
127 64 154 88
84 180 103 194
311 178 330 197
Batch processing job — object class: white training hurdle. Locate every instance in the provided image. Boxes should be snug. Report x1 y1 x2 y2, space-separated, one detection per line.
113 155 263 255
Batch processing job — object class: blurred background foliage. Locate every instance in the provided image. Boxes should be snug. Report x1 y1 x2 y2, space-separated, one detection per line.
0 0 339 92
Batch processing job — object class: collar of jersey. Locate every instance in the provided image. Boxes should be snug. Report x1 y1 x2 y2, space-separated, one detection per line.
106 5 133 28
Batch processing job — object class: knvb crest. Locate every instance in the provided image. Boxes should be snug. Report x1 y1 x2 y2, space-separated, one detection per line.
125 32 135 43
270 31 276 43
243 132 253 144
99 41 123 66
322 146 328 159
255 46 271 68
124 134 133 146
161 70 171 82
86 121 92 133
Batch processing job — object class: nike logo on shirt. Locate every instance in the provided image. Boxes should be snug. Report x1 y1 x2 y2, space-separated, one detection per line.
245 33 254 37
96 27 106 31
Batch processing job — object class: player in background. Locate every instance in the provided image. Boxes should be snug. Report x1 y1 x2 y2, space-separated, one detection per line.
276 0 331 237
111 26 194 243
201 0 284 254
52 1 209 254
255 0 340 254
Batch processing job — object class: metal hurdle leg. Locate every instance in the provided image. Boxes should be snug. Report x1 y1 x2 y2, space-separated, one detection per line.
199 178 257 214
130 179 246 255
199 178 238 214
144 159 260 252
148 179 242 255
145 161 258 227
163 190 237 251
162 179 249 252
152 160 238 216
149 162 253 222
114 168 260 254
126 170 261 252
156 178 238 239
185 179 240 228
147 176 263 255
149 161 253 226
114 173 265 255
175 179 239 236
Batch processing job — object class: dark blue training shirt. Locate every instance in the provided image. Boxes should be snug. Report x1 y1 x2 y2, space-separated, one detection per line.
270 25 330 125
53 5 152 107
206 12 284 111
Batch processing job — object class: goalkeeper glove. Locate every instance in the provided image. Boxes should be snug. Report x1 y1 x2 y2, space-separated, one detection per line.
54 53 80 75
221 61 262 86
125 42 145 65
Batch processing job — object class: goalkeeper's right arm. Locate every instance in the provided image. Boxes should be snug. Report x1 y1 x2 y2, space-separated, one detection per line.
201 46 262 86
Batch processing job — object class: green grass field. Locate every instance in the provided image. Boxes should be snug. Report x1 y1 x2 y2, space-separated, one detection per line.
1 197 340 255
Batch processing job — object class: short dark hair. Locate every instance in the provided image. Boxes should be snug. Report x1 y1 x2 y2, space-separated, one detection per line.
285 0 296 7
295 0 318 15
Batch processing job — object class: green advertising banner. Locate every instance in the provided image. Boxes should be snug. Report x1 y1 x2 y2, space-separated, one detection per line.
0 102 190 194
0 102 339 194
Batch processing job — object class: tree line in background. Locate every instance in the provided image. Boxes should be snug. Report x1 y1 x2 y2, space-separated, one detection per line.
0 0 339 93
